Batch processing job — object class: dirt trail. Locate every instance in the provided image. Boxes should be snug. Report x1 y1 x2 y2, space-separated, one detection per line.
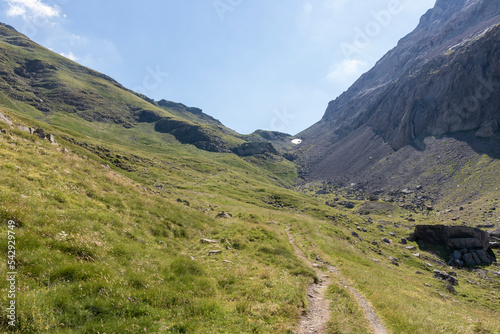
286 228 388 334
287 229 332 333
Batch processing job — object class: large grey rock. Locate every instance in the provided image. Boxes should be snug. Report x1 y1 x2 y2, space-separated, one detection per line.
340 201 355 209
462 252 477 266
0 111 12 126
17 124 30 133
216 211 232 219
34 128 47 139
451 250 462 261
433 270 459 286
413 225 490 251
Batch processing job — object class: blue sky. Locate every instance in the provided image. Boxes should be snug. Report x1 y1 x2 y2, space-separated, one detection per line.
0 0 435 135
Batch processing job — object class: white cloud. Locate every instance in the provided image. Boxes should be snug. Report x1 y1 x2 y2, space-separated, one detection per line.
326 59 367 82
5 0 60 20
296 2 313 29
48 32 122 72
60 51 78 62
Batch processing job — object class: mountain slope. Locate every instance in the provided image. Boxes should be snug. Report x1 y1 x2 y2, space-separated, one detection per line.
0 22 291 157
298 0 500 196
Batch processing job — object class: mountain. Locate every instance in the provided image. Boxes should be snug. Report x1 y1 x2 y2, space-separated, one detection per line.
298 0 500 198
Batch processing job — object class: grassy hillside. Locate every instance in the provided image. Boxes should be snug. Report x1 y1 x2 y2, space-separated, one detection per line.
0 22 499 334
1 107 499 333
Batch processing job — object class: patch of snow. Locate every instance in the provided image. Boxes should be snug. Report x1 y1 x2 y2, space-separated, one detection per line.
291 139 303 145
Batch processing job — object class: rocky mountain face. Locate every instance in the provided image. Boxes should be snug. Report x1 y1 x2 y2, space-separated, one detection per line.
298 0 500 192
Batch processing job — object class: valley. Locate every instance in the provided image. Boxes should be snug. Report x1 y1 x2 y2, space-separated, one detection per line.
0 0 500 333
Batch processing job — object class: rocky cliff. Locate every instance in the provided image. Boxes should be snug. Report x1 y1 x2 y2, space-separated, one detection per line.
298 0 500 190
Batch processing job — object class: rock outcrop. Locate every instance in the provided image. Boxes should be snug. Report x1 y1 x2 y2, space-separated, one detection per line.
0 111 12 126
232 142 278 157
413 225 490 251
0 110 57 144
154 118 231 153
411 225 496 266
433 270 459 286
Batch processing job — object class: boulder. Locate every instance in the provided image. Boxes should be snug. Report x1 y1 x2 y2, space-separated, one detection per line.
34 128 47 139
208 250 222 256
216 211 232 219
445 284 456 294
451 250 462 261
0 111 12 126
489 229 500 239
389 256 399 266
200 239 220 244
413 225 490 251
17 124 30 133
475 250 492 265
48 134 57 145
433 270 459 285
448 259 464 267
462 252 479 266
340 201 355 209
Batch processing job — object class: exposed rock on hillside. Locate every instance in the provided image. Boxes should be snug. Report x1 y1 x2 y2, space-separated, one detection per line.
154 118 231 153
0 110 12 126
232 142 278 157
0 110 57 144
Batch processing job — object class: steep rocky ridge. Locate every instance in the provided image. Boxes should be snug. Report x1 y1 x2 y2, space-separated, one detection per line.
298 0 500 194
